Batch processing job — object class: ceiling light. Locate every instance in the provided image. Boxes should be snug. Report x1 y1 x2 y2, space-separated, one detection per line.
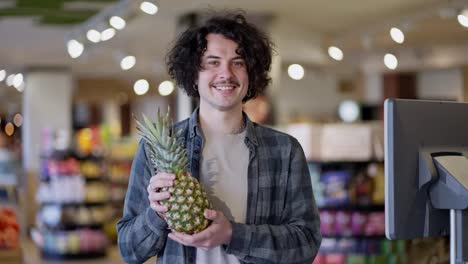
120 55 136 70
287 64 305 80
158 80 175 96
390 27 405 44
110 16 126 30
328 46 343 61
457 10 468 27
134 79 149 95
5 122 14 136
140 1 158 15
86 29 101 43
67 39 84 58
13 113 23 127
12 73 23 88
6 74 15 86
101 28 116 41
384 53 398 70
338 100 360 123
0 70 5 82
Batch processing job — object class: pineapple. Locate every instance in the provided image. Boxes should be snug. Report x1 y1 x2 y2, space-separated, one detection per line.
136 109 212 234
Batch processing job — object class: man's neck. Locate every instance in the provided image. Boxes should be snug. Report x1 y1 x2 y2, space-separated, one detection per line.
199 105 244 135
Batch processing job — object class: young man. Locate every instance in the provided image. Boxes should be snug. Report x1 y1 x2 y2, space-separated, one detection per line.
117 12 321 264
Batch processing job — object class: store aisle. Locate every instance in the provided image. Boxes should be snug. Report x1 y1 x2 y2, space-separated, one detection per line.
22 239 157 264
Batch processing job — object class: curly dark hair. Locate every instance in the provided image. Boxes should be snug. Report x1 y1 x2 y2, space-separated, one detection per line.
166 12 274 102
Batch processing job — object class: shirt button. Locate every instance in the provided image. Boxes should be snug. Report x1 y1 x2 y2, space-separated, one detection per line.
194 149 199 154
188 256 194 263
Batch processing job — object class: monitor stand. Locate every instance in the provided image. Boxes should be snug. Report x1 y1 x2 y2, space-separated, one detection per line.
420 151 468 264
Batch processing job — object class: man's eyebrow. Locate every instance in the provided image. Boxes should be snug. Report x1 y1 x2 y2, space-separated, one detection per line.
205 55 220 59
203 55 244 60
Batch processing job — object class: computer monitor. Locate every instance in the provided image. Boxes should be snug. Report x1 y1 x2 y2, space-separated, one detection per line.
384 99 467 263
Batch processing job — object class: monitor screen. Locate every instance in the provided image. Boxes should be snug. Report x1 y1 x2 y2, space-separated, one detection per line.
384 98 468 240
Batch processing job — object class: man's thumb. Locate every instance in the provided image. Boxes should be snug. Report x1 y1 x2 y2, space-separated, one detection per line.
204 209 218 220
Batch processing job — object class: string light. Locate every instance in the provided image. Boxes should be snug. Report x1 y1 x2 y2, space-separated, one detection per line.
384 53 398 70
120 56 136 70
109 16 126 30
134 79 149 95
287 64 305 80
67 39 84 58
390 27 405 44
328 46 344 61
158 81 175 96
140 1 158 15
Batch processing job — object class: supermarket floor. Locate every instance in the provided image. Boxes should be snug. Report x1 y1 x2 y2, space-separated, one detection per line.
21 239 157 264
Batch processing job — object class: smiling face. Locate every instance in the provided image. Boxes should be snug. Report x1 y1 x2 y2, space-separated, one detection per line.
197 34 249 113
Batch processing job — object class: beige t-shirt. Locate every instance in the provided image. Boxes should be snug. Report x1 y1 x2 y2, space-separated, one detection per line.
196 127 248 264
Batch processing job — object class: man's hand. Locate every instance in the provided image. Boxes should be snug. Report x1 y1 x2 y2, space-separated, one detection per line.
147 172 175 219
168 209 233 250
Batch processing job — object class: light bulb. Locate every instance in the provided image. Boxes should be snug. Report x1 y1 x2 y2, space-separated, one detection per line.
86 29 101 43
67 39 84 58
134 79 149 95
0 70 6 82
390 27 405 44
101 28 116 41
120 56 136 70
287 64 305 80
12 73 23 88
140 1 158 15
13 113 23 127
110 16 126 30
457 13 468 27
328 46 344 61
6 74 15 86
384 53 398 70
158 81 175 96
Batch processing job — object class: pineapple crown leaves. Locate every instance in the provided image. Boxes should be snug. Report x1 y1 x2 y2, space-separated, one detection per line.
135 108 189 175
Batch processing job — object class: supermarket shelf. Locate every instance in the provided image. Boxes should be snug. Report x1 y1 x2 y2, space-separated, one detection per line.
322 234 386 239
0 248 22 264
40 201 109 207
318 204 384 211
43 223 104 231
41 250 107 260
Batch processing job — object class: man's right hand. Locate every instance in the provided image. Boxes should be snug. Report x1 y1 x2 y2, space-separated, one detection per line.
147 172 175 219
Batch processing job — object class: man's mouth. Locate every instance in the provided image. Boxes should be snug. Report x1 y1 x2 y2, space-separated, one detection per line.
213 85 235 91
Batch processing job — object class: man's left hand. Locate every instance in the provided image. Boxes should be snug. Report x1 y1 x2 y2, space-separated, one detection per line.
168 209 233 250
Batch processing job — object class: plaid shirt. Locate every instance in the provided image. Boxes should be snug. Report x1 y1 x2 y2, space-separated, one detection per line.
117 109 321 264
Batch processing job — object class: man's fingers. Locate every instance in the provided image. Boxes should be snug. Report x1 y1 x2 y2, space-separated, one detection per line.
147 179 174 192
150 203 168 213
168 233 184 244
150 173 176 181
204 209 218 220
148 191 171 202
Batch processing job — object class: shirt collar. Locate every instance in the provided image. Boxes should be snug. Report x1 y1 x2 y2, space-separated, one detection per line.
188 107 258 146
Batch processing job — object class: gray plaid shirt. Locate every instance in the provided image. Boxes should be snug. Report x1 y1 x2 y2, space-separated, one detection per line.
117 109 321 264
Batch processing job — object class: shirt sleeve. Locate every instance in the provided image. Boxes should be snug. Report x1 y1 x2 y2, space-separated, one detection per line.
224 137 322 264
117 140 170 263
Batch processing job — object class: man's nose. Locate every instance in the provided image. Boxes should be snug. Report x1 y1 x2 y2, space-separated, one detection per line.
218 63 234 79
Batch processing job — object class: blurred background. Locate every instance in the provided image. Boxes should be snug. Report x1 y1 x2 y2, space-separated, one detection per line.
1 0 467 263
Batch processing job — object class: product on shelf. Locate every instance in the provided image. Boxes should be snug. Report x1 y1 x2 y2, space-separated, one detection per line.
0 207 19 250
105 137 137 243
322 170 351 206
35 147 109 259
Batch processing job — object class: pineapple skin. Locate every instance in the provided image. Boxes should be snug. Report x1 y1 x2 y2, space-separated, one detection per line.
136 111 212 235
161 172 212 234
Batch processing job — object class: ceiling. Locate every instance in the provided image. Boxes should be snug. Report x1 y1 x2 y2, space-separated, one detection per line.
0 0 468 89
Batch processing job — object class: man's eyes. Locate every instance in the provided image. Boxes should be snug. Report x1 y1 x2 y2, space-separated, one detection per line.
233 61 245 67
207 60 219 66
204 60 245 67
